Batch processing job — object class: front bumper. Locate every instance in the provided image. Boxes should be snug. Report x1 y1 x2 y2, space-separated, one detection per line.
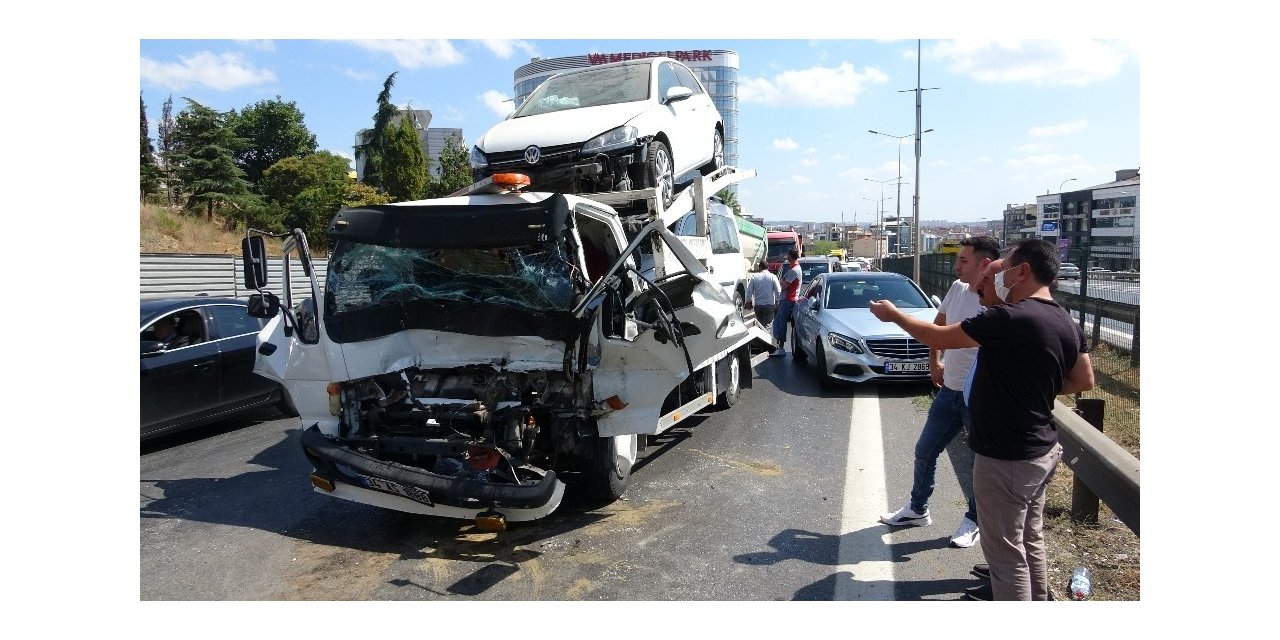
300 425 564 522
474 143 642 192
818 335 930 384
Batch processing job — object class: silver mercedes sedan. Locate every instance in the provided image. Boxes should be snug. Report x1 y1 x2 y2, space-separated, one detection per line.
789 272 940 388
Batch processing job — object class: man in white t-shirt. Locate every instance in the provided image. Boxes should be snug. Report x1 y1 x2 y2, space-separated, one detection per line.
745 260 782 329
880 236 1001 548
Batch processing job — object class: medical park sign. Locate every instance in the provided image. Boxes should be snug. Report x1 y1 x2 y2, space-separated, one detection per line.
588 51 715 65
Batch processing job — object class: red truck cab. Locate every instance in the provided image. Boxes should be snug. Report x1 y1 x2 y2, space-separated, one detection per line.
766 230 803 273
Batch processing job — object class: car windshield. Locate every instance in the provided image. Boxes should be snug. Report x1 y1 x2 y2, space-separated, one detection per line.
766 243 793 260
800 262 830 279
825 278 930 309
326 241 576 314
514 64 651 117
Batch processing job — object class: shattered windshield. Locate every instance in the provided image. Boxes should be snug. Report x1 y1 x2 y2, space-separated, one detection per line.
326 241 576 315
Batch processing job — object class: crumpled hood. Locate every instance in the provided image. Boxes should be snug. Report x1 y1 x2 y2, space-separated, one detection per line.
477 101 650 152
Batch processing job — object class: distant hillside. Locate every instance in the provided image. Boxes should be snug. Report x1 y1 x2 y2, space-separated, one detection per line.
140 204 285 255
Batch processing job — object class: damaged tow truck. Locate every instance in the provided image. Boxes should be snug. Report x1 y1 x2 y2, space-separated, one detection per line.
241 168 774 530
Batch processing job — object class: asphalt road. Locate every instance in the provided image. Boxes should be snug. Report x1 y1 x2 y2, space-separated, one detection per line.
140 356 986 601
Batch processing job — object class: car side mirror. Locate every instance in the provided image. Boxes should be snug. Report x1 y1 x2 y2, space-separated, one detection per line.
808 297 820 311
141 340 166 356
664 86 693 103
931 295 942 307
242 236 269 290
247 292 281 319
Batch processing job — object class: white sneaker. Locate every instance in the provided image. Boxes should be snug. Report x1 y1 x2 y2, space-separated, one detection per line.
949 517 980 548
880 505 932 527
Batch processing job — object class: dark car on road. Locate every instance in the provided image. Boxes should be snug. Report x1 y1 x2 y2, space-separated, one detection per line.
140 296 293 439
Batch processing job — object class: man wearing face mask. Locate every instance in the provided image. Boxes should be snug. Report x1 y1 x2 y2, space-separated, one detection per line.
869 239 1094 600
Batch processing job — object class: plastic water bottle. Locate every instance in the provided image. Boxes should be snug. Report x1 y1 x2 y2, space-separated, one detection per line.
1069 566 1092 600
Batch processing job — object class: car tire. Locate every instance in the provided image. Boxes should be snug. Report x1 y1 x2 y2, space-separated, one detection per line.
700 129 725 176
791 324 807 362
816 341 837 390
642 140 675 208
716 351 742 410
581 433 637 503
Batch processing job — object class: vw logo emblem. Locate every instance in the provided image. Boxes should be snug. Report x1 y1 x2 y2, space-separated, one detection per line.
523 145 541 165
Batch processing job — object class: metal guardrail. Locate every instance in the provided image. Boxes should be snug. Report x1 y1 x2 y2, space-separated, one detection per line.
140 253 328 302
1053 400 1140 536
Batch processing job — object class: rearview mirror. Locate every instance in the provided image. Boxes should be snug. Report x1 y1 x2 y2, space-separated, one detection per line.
664 86 693 103
242 236 269 290
247 292 281 319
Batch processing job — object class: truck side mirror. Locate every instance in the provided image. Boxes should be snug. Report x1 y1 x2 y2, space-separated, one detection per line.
247 292 280 319
242 236 269 290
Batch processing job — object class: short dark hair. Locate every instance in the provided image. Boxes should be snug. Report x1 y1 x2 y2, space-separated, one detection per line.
960 235 1001 261
1008 239 1060 286
787 248 800 260
758 260 769 271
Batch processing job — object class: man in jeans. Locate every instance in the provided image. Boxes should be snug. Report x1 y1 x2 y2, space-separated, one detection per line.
880 236 1000 548
870 239 1094 600
770 249 802 356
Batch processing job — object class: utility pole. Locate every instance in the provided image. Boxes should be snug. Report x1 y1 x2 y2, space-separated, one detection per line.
899 39 939 282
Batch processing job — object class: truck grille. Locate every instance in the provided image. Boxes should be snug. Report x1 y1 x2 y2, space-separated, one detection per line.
865 337 928 360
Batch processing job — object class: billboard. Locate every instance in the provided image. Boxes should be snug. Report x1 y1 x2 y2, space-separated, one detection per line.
1041 221 1058 232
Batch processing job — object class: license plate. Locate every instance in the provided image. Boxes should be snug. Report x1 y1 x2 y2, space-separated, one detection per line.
885 362 928 373
359 475 434 506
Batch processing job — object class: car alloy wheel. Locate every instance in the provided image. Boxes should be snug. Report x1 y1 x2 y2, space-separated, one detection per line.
701 129 724 176
645 140 674 207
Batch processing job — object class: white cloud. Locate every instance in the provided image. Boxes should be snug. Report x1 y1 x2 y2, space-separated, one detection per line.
771 138 800 151
327 149 355 168
792 174 813 185
1013 142 1054 153
341 68 376 82
804 147 819 155
929 40 1130 86
476 39 539 59
349 40 464 69
801 158 819 167
481 90 515 118
235 40 276 52
740 62 889 106
1029 120 1089 137
140 51 276 91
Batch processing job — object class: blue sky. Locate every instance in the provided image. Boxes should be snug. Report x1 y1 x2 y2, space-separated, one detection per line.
139 38 1138 225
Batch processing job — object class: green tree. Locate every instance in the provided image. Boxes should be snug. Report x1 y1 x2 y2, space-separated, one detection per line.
812 239 838 256
260 152 352 209
715 188 742 215
426 132 473 197
354 72 400 190
171 99 257 221
229 97 318 187
382 116 429 201
140 94 162 201
158 95 179 205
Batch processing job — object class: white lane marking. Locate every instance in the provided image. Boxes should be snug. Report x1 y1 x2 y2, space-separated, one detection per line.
834 385 894 600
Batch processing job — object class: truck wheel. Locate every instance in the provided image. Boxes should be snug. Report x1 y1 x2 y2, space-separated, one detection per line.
642 140 674 208
716 351 742 410
700 129 725 176
582 433 637 502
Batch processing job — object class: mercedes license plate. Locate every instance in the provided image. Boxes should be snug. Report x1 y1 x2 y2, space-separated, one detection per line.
885 362 928 373
359 475 434 506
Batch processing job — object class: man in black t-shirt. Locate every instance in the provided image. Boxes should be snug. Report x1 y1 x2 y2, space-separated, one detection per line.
869 239 1094 600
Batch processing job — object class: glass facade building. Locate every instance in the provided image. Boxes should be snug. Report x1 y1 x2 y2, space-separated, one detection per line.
512 50 741 170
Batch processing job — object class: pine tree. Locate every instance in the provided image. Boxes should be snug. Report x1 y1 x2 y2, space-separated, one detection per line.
382 116 428 201
158 95 178 205
140 94 162 201
354 72 400 190
171 99 255 221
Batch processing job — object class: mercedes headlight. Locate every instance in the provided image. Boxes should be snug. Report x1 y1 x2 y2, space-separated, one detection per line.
469 145 489 170
828 332 865 354
581 126 639 155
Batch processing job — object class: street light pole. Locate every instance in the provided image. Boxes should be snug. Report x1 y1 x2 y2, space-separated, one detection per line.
899 39 939 283
861 192 893 269
869 129 932 258
1059 177 1078 193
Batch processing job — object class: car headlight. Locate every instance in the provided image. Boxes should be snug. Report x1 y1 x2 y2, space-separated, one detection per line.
469 145 489 169
828 332 864 354
581 126 639 155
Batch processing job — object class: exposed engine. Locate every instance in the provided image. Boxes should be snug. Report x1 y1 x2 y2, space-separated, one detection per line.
330 366 597 489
